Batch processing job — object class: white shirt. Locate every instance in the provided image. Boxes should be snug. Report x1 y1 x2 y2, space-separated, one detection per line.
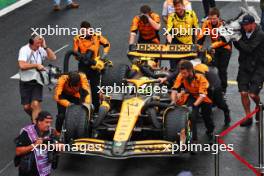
18 44 47 64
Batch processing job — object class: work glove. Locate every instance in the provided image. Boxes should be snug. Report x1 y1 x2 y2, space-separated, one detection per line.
101 53 108 60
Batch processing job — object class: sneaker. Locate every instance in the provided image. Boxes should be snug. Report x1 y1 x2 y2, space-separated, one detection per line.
66 2 79 9
240 118 253 127
53 5 61 11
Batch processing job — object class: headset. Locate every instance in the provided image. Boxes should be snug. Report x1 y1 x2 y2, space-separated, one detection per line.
29 34 38 45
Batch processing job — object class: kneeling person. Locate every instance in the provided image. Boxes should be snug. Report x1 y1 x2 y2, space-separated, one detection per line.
54 71 92 134
171 60 214 142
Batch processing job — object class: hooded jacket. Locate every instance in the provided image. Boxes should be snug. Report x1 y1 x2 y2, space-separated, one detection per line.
233 25 264 77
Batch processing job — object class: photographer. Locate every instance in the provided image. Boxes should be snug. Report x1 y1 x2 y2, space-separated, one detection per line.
18 34 56 123
233 15 264 126
15 111 56 176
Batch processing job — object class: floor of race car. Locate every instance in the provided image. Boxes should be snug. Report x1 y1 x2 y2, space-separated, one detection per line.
0 0 262 175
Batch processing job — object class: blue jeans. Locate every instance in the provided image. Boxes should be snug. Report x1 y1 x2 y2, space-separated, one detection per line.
53 0 73 5
261 10 264 31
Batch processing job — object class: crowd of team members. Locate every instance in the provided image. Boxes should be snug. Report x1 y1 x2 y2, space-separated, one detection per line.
15 0 264 175
128 0 233 141
129 0 264 130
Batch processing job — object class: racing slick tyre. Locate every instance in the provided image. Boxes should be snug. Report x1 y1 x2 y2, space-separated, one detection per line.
163 106 190 144
64 104 90 143
101 63 129 87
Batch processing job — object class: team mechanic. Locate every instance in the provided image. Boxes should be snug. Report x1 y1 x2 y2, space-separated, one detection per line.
171 60 214 143
54 71 91 135
165 0 199 69
198 7 232 94
129 5 161 49
18 35 56 123
159 59 231 126
73 21 110 112
162 0 192 24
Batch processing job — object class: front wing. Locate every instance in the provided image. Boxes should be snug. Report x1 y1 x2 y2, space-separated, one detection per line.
61 138 181 159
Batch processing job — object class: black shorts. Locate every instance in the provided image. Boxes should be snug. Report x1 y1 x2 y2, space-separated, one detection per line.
19 81 43 105
237 69 263 95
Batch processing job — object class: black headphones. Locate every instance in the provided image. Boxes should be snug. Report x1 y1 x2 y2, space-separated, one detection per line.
29 34 38 45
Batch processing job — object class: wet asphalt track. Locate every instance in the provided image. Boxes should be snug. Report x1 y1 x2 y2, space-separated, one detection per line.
0 0 263 175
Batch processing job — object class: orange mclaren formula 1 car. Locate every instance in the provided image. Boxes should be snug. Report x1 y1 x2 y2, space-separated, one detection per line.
57 43 216 159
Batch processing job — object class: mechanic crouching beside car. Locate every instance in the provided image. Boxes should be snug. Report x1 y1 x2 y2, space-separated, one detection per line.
15 111 56 176
171 60 214 143
54 71 92 135
18 34 56 124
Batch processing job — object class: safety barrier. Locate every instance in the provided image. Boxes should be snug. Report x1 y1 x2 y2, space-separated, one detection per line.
215 103 264 176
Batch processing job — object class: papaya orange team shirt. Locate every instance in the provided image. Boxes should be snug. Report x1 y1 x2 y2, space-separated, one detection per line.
172 73 212 104
197 19 231 50
73 34 110 58
54 73 91 107
130 12 160 41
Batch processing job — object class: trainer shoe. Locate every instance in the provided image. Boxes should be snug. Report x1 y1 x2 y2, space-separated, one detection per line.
53 5 61 11
66 2 79 9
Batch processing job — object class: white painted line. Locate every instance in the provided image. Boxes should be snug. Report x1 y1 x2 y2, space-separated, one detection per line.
54 44 69 54
0 0 32 17
0 160 13 175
